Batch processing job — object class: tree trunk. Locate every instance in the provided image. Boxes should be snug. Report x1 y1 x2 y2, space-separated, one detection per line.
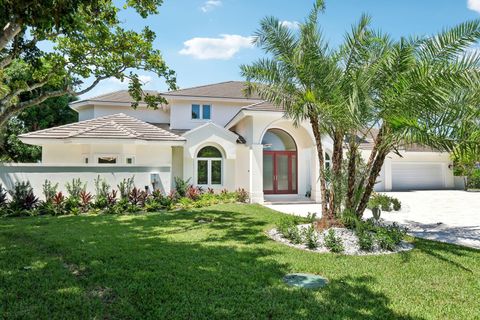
356 148 389 216
328 129 344 218
308 113 329 218
345 135 357 210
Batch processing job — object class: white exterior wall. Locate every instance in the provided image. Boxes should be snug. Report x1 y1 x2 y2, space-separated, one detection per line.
77 105 170 123
169 100 245 130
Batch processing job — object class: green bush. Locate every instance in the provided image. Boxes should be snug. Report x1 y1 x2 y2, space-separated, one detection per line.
467 169 480 189
303 224 319 249
65 178 86 199
42 180 58 202
235 188 249 203
374 223 407 251
174 177 191 198
117 176 135 199
356 229 374 251
368 193 401 212
323 229 344 253
276 217 303 244
8 182 39 214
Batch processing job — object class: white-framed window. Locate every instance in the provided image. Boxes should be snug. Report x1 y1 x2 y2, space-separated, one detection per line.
196 146 222 185
191 104 211 120
95 154 118 164
325 152 332 170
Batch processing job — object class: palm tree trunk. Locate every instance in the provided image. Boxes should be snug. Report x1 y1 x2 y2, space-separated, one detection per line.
345 135 357 210
308 113 329 218
356 148 388 216
328 130 344 218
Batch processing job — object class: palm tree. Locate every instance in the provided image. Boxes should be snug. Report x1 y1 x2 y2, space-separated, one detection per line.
241 0 480 223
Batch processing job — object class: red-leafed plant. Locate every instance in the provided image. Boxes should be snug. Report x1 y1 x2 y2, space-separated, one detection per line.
186 186 201 201
129 187 147 207
107 190 117 207
80 190 93 212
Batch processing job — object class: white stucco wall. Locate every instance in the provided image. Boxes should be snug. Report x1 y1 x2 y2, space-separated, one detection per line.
77 105 170 123
169 100 246 130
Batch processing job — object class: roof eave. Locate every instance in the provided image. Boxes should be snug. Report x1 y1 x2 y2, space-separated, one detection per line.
19 137 185 146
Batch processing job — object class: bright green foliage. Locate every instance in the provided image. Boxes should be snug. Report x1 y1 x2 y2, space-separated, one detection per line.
303 224 319 249
367 193 402 212
0 95 77 162
0 204 479 318
323 229 344 253
0 0 175 129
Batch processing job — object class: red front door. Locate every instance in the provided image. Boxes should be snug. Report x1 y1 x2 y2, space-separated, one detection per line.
263 151 297 194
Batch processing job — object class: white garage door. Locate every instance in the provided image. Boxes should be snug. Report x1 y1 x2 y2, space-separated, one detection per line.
392 163 445 190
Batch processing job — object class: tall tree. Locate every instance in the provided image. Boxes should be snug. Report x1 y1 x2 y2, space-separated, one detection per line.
0 0 176 129
241 0 480 223
0 94 77 162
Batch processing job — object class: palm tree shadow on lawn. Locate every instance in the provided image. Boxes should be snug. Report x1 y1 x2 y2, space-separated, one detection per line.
1 210 425 320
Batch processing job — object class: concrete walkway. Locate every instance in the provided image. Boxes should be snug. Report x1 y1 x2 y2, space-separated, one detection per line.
264 191 480 249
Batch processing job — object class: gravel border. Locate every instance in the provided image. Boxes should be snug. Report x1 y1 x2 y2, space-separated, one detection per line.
267 224 414 256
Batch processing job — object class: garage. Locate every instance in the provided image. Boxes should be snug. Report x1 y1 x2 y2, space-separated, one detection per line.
392 163 445 190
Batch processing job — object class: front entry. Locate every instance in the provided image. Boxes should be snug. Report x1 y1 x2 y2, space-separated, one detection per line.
262 129 297 194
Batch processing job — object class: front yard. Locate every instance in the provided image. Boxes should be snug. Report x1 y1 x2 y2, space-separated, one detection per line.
1 204 479 319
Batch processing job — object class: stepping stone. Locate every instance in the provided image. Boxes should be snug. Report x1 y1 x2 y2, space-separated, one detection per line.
283 273 328 289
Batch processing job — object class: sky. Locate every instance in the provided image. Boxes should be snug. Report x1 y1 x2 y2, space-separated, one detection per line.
82 0 480 99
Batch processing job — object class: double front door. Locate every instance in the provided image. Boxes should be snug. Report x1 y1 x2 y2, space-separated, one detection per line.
263 151 297 194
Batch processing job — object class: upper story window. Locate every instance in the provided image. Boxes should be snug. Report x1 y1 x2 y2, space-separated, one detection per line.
97 155 117 164
191 104 211 120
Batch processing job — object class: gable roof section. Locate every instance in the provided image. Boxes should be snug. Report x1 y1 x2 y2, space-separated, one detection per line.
70 90 160 106
19 113 185 142
162 81 262 100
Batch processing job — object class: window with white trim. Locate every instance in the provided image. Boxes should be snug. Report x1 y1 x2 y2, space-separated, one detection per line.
196 146 222 185
125 156 135 165
191 104 211 120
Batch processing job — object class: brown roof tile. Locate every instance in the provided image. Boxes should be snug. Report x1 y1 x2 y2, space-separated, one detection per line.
162 81 262 100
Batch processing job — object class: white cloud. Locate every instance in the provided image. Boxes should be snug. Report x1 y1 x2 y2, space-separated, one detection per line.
280 20 300 30
468 0 480 13
179 34 254 60
201 0 222 13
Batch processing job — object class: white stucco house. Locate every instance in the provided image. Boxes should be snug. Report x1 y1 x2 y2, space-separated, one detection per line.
14 81 454 203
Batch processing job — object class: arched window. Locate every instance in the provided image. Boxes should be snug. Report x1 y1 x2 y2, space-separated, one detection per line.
196 146 222 185
325 153 332 170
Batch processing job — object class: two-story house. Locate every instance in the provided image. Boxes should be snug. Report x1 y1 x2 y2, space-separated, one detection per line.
18 81 454 203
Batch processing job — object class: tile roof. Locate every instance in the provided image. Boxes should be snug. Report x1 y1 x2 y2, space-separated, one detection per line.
161 81 262 100
19 113 185 142
243 101 284 112
71 90 160 104
356 128 440 152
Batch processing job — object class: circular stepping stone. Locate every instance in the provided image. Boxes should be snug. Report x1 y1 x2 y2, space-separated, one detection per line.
283 273 328 289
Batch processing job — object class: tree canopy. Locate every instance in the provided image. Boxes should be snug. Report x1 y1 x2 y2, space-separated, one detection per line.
0 0 176 128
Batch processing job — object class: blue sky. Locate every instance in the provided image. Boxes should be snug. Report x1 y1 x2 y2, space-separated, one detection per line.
82 0 480 98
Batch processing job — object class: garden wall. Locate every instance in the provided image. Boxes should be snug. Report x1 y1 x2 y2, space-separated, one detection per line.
0 164 171 200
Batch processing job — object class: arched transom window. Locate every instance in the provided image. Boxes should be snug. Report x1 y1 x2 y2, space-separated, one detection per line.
196 146 223 185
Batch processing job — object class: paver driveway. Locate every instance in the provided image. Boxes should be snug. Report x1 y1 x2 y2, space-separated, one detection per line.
265 191 480 249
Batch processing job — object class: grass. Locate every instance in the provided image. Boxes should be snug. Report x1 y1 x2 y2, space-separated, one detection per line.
0 204 479 319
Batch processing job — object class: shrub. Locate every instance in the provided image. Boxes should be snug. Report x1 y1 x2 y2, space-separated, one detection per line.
79 191 93 212
276 217 303 244
186 185 201 201
303 224 319 249
128 187 147 207
374 223 407 251
117 176 135 199
64 196 80 214
467 169 480 189
94 175 110 199
65 178 86 199
340 208 360 229
306 212 317 223
178 197 194 209
323 229 344 253
42 180 58 202
391 198 402 211
8 181 39 212
356 229 374 251
235 188 249 203
144 198 162 212
174 177 191 198
368 193 401 212
106 190 117 207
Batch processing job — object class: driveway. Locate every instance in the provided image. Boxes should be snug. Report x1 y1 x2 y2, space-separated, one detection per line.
264 191 480 249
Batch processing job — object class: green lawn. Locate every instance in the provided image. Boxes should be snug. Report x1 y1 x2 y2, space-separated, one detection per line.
1 204 479 319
